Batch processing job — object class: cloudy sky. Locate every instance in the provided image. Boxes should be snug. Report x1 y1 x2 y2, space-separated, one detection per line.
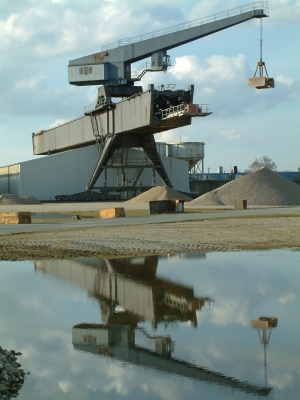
0 0 299 172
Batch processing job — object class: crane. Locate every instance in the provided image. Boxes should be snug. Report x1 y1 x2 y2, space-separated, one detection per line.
33 3 270 197
68 2 269 95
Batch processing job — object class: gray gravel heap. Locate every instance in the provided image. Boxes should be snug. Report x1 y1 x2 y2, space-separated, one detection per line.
0 194 41 205
125 186 192 204
189 167 300 206
0 346 27 399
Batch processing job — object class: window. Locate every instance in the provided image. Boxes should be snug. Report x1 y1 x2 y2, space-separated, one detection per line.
83 334 97 344
79 66 93 75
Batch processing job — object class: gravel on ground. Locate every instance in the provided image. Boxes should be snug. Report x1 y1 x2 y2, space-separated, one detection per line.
190 167 300 206
0 214 299 261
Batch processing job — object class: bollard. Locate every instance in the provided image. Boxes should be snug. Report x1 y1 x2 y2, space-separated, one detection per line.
175 199 185 213
234 200 247 210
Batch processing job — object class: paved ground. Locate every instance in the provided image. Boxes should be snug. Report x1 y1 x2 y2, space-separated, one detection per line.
0 203 299 235
0 203 299 260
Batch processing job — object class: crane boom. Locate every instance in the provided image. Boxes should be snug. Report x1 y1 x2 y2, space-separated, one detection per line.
68 2 268 86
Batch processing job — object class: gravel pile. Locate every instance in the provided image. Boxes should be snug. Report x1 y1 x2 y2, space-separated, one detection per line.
189 167 300 206
0 194 41 205
0 346 27 399
126 186 192 204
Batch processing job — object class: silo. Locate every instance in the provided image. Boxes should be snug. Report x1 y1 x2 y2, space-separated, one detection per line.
167 142 205 170
156 142 167 157
218 166 223 173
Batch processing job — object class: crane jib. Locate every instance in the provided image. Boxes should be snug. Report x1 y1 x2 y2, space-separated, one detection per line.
68 2 269 87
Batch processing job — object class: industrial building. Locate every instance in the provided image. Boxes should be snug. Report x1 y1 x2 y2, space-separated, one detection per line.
0 138 204 201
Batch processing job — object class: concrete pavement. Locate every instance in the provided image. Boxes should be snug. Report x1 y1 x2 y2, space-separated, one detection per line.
0 203 299 235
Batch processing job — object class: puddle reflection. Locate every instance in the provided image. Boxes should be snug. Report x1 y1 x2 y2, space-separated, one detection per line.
36 256 272 397
1 250 299 400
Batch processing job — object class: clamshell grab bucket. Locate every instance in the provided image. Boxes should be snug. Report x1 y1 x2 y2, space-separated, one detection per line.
248 77 275 89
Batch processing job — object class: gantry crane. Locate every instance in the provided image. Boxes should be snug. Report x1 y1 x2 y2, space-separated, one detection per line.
68 2 269 91
58 3 270 194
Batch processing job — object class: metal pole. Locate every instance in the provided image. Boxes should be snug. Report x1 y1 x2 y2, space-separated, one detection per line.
260 18 263 62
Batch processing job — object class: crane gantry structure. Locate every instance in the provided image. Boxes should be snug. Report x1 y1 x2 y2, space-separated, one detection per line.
33 2 269 195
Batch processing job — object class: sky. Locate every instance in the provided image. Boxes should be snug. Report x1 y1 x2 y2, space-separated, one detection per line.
0 0 299 173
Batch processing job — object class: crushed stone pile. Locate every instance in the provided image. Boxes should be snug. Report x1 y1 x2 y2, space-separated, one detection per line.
125 186 192 204
189 167 300 206
0 194 41 205
0 346 28 399
21 196 41 204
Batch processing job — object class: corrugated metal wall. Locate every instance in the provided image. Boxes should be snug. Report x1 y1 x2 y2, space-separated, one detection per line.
0 164 21 196
4 145 189 200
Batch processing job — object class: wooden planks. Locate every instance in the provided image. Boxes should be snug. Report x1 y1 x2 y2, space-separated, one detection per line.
0 212 32 224
99 208 125 219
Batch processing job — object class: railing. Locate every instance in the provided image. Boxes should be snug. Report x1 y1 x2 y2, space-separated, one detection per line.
84 101 97 113
101 2 268 51
131 62 152 79
110 157 150 166
160 103 211 119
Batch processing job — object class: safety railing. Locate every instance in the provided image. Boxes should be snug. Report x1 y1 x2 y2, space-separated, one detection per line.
131 62 152 79
101 2 268 51
84 101 97 113
160 103 211 120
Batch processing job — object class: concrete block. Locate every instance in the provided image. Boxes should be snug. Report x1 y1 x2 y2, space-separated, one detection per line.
99 208 125 219
0 212 32 224
149 200 176 215
234 200 247 210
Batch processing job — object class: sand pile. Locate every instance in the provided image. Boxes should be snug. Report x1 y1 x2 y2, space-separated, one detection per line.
126 186 192 204
189 167 300 206
0 194 42 205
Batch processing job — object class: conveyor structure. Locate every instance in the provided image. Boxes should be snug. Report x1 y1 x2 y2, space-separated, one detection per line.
32 2 269 194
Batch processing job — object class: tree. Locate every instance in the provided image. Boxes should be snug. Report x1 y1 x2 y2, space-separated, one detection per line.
245 155 277 173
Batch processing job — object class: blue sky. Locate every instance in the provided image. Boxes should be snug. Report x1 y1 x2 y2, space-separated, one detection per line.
0 0 299 172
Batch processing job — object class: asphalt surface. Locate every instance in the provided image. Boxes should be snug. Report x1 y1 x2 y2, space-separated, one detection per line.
0 203 299 235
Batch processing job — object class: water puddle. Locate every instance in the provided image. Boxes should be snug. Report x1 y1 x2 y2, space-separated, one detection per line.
0 250 299 399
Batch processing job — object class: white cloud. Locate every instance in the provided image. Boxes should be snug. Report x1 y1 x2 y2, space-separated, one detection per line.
0 13 33 48
209 300 249 326
220 128 241 141
59 380 71 393
278 292 296 304
187 0 300 26
271 0 300 25
276 75 294 86
168 54 299 118
15 77 45 90
48 119 68 129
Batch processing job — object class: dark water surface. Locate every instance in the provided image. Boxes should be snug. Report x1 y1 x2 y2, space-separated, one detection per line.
0 250 299 400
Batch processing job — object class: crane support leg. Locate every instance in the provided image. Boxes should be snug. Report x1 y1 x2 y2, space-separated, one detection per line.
87 132 172 190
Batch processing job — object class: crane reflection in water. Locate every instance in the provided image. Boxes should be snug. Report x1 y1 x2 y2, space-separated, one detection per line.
35 255 273 397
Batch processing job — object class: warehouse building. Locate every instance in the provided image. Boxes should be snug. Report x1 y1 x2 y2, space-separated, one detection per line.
0 143 195 201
